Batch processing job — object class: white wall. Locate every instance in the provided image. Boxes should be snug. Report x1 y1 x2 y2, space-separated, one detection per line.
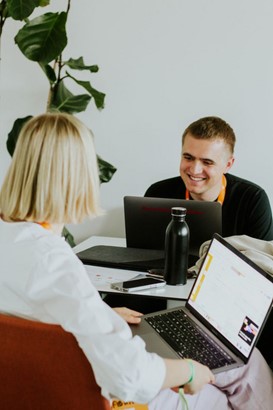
1 0 273 244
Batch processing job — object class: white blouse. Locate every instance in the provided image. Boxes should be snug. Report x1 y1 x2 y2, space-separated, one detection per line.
0 221 165 403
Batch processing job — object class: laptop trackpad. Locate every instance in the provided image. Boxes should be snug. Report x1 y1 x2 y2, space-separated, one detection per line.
137 332 178 359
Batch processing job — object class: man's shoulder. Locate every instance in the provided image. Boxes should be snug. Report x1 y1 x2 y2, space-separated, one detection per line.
148 176 182 189
226 173 266 193
224 174 273 240
145 176 185 198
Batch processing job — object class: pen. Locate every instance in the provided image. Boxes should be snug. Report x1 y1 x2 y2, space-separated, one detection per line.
146 270 164 279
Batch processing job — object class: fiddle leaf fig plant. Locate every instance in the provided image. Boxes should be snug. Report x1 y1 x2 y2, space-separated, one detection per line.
1 0 117 246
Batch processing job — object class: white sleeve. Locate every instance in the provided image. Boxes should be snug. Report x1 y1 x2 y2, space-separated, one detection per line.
26 244 166 403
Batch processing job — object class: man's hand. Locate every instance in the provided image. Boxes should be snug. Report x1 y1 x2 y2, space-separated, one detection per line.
113 307 143 324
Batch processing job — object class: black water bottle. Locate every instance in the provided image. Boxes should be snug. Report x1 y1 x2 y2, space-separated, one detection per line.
164 207 189 285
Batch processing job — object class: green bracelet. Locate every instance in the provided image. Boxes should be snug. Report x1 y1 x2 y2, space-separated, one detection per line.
186 360 195 384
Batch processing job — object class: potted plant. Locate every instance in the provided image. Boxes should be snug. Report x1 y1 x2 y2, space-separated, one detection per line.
0 0 116 246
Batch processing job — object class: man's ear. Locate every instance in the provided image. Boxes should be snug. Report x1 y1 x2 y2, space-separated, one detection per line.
225 156 235 173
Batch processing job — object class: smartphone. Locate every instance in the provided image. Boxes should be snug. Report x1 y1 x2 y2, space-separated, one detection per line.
110 277 166 292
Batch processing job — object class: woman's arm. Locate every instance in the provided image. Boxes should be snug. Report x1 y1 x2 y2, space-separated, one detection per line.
162 358 215 394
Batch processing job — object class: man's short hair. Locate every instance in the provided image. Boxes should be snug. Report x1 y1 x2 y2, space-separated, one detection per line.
182 116 236 154
0 112 101 224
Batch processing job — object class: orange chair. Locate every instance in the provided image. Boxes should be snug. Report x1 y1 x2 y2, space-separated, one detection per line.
0 313 111 410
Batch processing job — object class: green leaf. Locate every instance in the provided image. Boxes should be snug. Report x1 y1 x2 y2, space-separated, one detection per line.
7 0 41 20
97 155 117 184
6 116 33 156
15 12 67 64
66 72 105 110
39 62 56 84
52 94 91 114
62 226 76 247
64 57 99 73
50 81 91 114
39 0 50 6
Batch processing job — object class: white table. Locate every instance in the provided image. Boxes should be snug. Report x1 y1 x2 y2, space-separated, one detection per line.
73 236 195 307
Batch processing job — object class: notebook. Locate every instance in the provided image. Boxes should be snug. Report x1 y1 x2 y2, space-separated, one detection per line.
76 196 222 272
130 234 273 373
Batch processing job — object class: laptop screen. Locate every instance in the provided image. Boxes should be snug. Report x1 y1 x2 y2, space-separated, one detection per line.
188 235 273 359
124 196 222 255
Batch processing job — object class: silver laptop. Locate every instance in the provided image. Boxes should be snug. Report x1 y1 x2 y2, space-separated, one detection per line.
130 234 273 373
76 196 222 272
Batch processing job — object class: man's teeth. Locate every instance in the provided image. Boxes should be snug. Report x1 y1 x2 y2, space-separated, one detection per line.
190 176 205 181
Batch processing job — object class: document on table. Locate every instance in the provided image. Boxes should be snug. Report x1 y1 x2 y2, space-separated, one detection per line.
84 264 146 287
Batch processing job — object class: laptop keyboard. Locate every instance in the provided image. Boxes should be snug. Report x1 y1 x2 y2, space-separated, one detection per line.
145 309 236 369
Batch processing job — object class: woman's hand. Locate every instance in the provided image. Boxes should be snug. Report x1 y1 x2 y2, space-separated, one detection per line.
183 360 215 395
113 307 143 324
166 358 214 395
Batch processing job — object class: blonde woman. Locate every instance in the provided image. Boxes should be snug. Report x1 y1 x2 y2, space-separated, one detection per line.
0 112 272 409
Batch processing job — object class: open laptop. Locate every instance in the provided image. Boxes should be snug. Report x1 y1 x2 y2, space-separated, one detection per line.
130 234 273 373
76 196 222 272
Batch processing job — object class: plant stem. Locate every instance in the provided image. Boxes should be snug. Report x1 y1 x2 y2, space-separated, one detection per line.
57 55 63 83
46 0 71 111
67 0 71 14
0 1 8 39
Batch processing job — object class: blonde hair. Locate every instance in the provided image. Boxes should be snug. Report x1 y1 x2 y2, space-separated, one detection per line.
0 112 101 224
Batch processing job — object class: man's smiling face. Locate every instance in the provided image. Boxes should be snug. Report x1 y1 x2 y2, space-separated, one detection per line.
180 133 234 201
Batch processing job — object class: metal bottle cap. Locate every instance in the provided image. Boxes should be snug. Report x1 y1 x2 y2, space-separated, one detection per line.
171 207 187 217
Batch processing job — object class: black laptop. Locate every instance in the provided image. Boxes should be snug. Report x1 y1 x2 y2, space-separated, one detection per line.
76 196 222 272
130 234 273 373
